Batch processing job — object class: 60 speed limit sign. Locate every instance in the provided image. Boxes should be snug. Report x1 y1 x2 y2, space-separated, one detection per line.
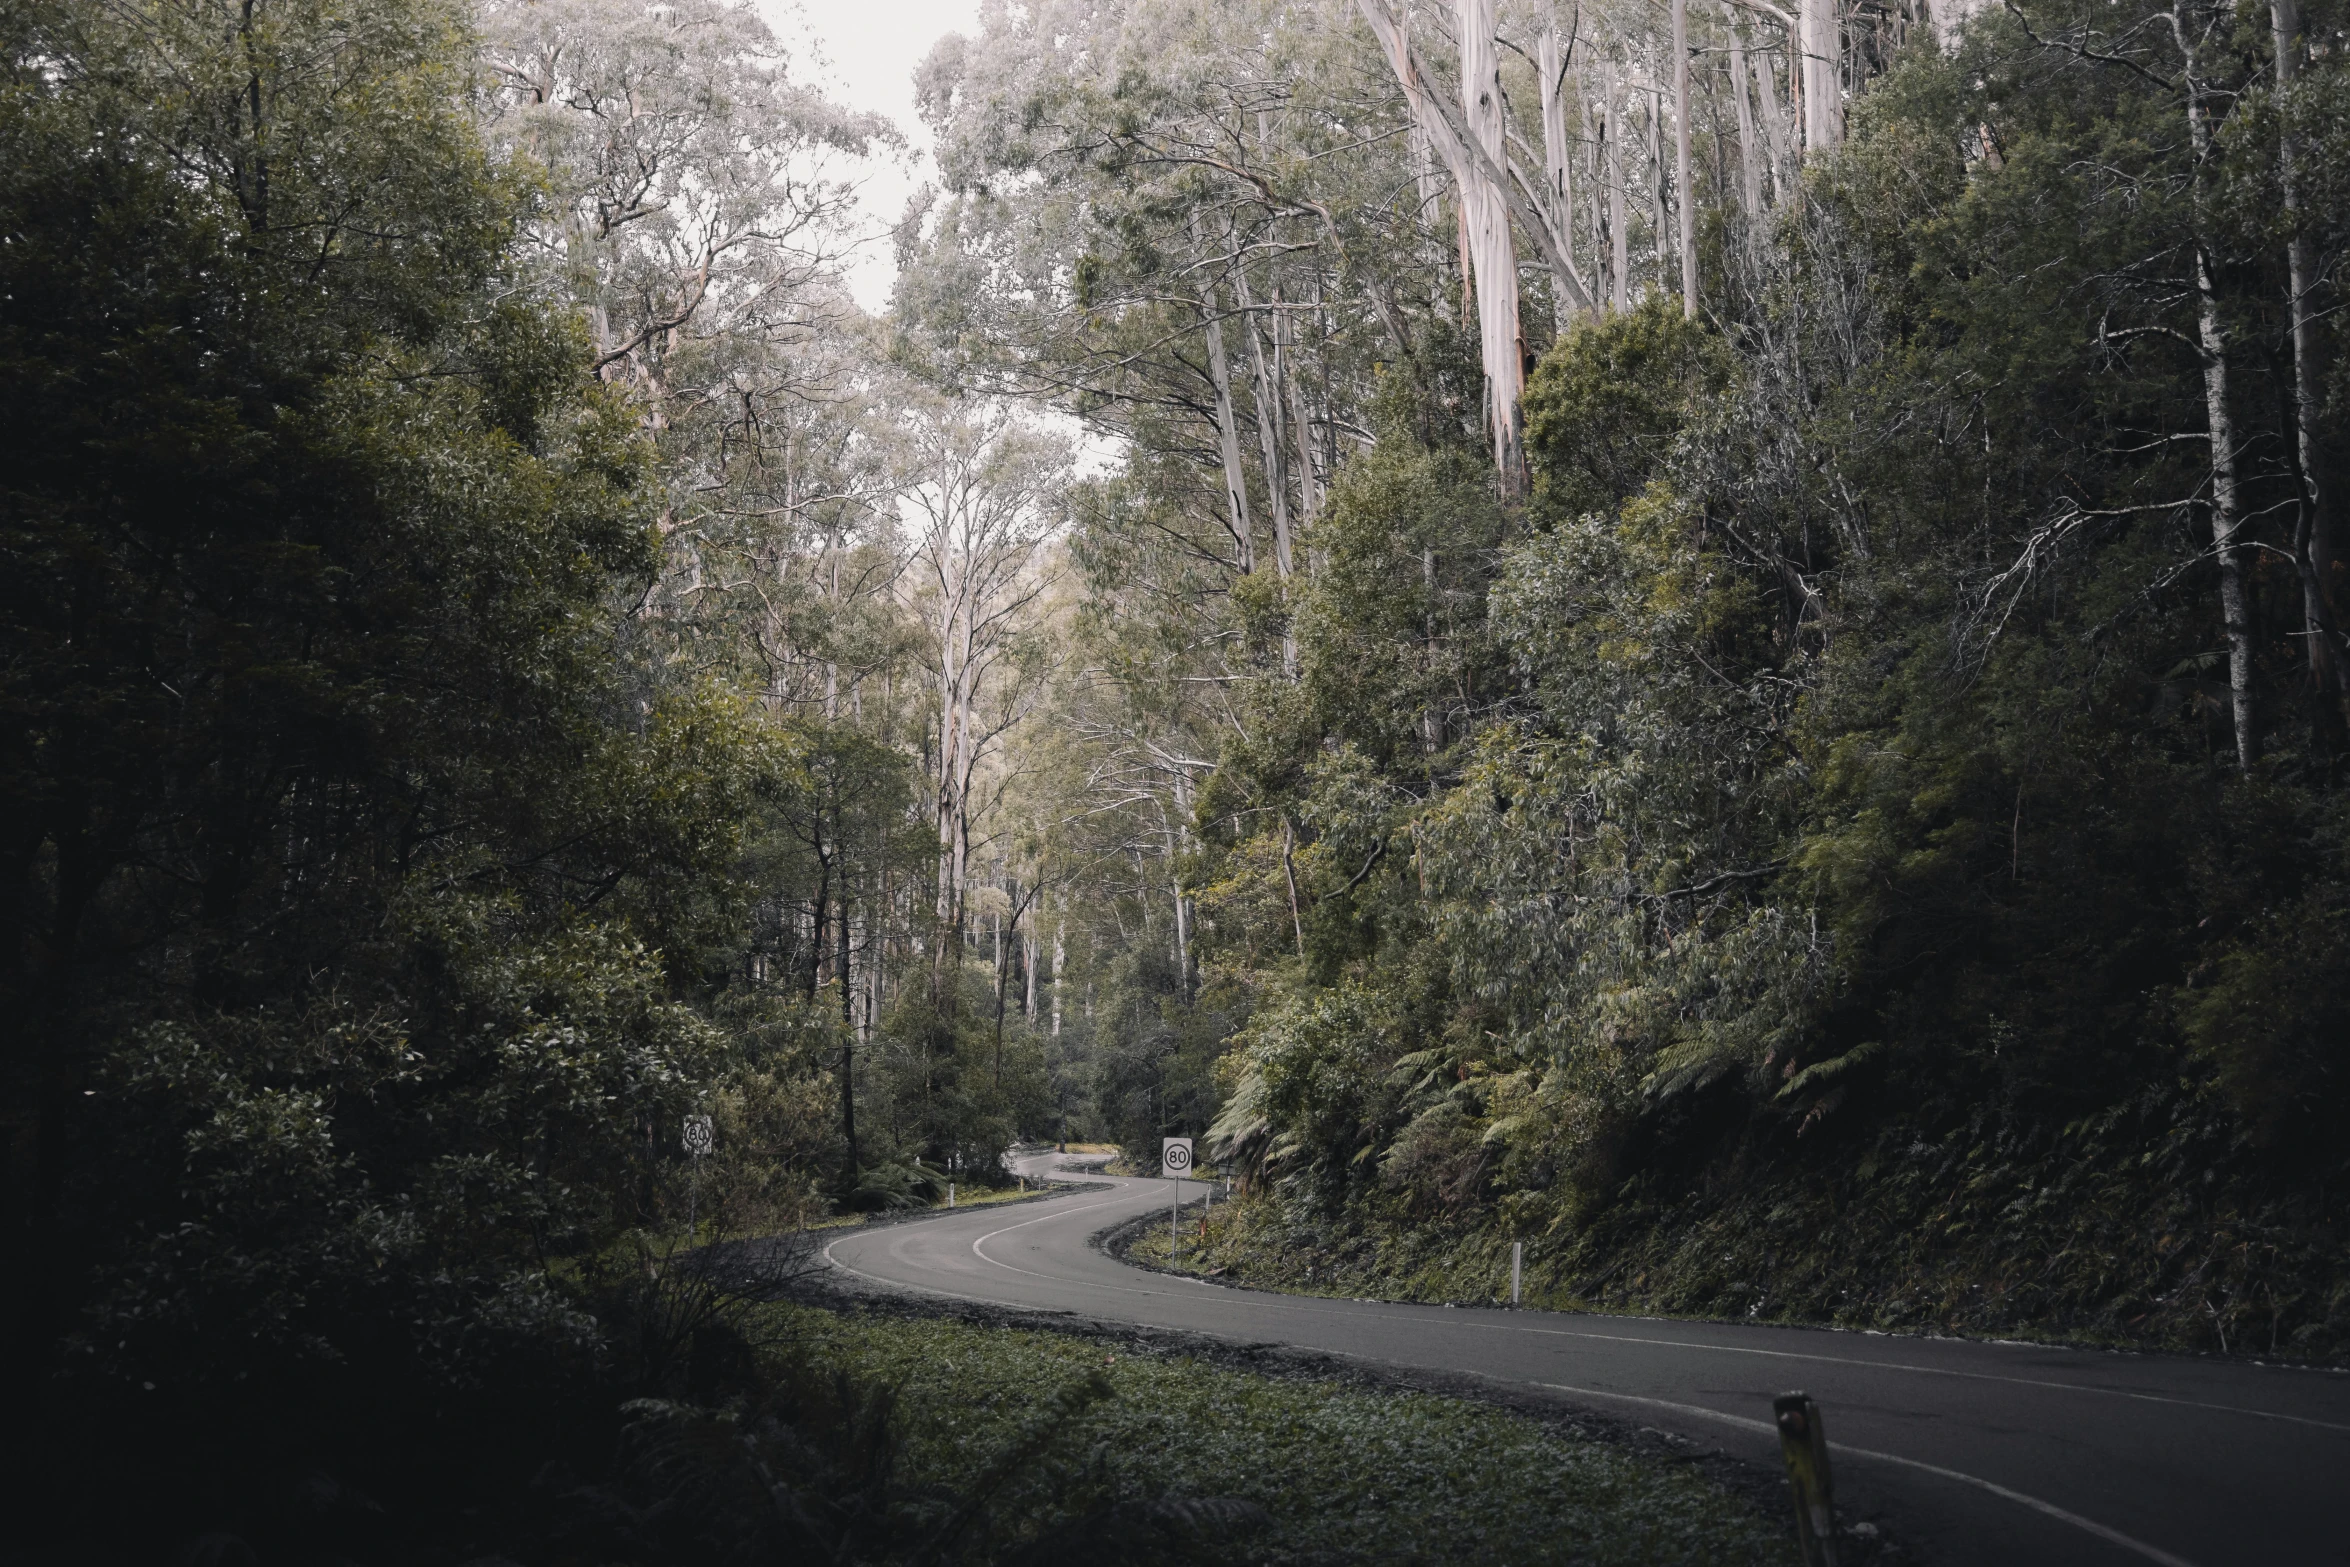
1161 1136 1193 1177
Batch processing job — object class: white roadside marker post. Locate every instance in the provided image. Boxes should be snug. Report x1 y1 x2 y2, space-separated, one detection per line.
1511 1241 1523 1305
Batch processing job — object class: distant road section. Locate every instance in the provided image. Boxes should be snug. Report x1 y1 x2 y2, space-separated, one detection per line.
824 1153 2350 1566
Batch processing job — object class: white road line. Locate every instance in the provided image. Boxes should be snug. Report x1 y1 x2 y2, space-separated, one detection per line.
1528 1382 2200 1567
825 1162 2299 1563
1504 1324 2350 1436
849 1172 2350 1437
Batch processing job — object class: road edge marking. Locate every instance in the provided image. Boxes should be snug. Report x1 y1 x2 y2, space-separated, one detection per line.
1529 1382 2201 1567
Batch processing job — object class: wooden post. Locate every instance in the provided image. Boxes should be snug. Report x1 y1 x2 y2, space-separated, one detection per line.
1773 1393 1840 1566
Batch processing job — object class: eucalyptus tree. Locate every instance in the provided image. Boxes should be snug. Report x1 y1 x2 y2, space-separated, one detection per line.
900 0 1433 552
478 0 885 441
894 397 1069 957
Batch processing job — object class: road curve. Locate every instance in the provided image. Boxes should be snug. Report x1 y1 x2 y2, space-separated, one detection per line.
823 1154 2350 1567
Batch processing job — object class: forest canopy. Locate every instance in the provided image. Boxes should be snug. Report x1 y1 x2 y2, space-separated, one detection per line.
4 0 2348 1552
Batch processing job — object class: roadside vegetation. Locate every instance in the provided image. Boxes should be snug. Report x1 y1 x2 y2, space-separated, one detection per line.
10 0 2350 1554
774 1302 1791 1567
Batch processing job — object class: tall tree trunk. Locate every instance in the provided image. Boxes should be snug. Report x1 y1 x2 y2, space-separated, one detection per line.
1195 217 1256 573
1206 300 1256 574
839 895 854 1030
1753 33 1792 195
840 879 859 1179
1283 302 1323 528
866 847 884 1044
1281 817 1307 958
1673 0 1696 316
1585 96 1610 308
1171 873 1191 1001
935 593 961 934
1730 27 1763 221
1648 76 1668 296
841 1022 859 1181
1607 64 1631 312
2180 9 2257 769
1236 273 1294 579
2271 0 2342 710
1357 0 1591 319
807 850 831 1001
1538 21 1577 332
1456 0 1527 495
1051 915 1064 1037
1800 0 1842 151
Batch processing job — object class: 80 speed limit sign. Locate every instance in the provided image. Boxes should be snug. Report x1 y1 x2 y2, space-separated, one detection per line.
1161 1136 1193 1177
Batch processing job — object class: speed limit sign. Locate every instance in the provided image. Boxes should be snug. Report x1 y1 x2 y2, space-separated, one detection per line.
1161 1137 1193 1177
682 1114 713 1158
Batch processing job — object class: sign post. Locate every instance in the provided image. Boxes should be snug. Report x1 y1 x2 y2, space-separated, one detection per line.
682 1114 714 1240
1162 1137 1193 1258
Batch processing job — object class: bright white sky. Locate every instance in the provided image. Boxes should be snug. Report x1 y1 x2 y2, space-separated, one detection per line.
763 0 984 312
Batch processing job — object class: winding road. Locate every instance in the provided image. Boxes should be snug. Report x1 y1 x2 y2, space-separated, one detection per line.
824 1153 2350 1565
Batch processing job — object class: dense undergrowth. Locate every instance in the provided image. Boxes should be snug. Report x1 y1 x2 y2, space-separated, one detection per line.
31 1250 1798 1564
1140 1081 2350 1362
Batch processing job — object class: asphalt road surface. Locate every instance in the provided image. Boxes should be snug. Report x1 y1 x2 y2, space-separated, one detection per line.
824 1153 2350 1566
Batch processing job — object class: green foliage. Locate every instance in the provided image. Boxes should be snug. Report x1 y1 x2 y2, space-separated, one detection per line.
1173 0 2350 1365
1525 297 1730 523
774 1304 1783 1566
1 0 815 1476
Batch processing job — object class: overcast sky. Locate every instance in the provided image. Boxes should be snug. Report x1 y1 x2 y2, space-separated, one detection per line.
765 0 983 311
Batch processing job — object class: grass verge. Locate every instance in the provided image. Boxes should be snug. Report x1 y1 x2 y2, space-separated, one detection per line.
757 1298 1789 1566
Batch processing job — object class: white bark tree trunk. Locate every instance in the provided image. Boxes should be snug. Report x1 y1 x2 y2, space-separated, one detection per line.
1538 22 1578 332
2272 0 2341 704
1356 0 1591 316
1754 33 1792 194
1283 303 1323 528
1194 217 1256 573
1456 0 1526 495
1236 272 1294 579
1673 0 1696 316
1800 0 1842 151
1585 96 1609 308
1648 77 1667 295
2180 11 2257 769
1730 28 1763 221
1607 65 1631 312
1204 302 1256 574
